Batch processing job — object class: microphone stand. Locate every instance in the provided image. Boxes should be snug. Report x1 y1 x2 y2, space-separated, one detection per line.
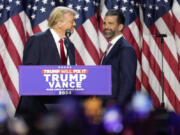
64 29 71 65
156 34 167 109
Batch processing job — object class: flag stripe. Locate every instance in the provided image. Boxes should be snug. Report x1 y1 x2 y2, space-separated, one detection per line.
164 94 174 111
98 30 108 56
161 12 174 36
75 49 84 65
141 39 162 90
136 77 141 90
172 0 180 22
123 25 142 91
141 56 162 109
123 20 143 91
23 13 33 37
0 24 22 69
124 24 141 62
135 61 141 90
149 25 180 83
89 15 98 33
38 20 48 32
76 25 99 65
98 17 108 53
71 30 95 65
4 19 24 61
172 14 180 38
32 25 42 34
139 7 180 112
83 19 100 54
0 74 16 117
164 77 180 114
142 24 180 101
0 36 19 93
155 17 178 62
0 56 19 108
11 14 26 46
141 70 161 108
99 17 105 35
142 38 180 110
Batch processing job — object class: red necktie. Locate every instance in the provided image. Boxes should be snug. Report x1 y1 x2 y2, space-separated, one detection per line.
59 39 67 65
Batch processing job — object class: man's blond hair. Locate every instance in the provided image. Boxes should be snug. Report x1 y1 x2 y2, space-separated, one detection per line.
48 7 69 28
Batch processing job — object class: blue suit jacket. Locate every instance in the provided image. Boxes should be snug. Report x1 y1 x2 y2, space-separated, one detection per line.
15 29 75 121
102 37 137 106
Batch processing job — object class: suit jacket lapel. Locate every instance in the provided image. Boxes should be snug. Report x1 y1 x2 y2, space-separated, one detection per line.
102 37 123 64
64 38 75 65
69 45 75 65
46 29 62 65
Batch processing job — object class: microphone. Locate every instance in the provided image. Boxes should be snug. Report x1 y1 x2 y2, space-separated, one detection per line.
156 34 167 38
65 29 71 38
64 29 71 49
64 30 72 65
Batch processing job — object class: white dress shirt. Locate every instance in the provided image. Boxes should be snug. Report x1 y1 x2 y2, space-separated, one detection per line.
50 29 70 65
106 34 123 56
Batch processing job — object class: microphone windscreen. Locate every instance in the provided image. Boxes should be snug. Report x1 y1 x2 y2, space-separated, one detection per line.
65 29 71 38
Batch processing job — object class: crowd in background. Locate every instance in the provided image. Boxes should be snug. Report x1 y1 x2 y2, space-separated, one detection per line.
0 92 180 135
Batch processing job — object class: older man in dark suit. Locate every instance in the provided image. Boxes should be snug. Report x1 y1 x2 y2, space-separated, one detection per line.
15 6 77 122
101 10 137 107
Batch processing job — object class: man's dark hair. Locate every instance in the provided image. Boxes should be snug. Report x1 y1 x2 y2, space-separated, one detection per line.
105 10 125 25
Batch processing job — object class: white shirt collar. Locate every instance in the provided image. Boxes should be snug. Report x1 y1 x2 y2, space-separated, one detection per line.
105 34 123 55
50 28 61 42
110 34 123 45
50 28 70 65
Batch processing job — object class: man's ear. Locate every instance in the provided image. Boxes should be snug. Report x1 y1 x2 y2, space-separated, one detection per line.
118 24 124 32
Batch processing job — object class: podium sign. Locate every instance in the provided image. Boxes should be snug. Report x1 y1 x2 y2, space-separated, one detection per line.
19 65 111 96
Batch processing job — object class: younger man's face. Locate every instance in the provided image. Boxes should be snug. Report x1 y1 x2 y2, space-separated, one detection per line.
103 15 123 41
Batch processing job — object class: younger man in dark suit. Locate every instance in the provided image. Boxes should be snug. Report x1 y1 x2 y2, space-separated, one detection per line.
101 10 137 107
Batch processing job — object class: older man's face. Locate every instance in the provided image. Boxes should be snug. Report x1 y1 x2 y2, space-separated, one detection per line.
60 12 76 35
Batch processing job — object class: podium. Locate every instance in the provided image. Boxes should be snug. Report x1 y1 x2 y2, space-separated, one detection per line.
19 65 112 96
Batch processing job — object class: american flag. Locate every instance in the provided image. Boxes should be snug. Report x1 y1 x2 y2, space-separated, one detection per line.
0 0 180 116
